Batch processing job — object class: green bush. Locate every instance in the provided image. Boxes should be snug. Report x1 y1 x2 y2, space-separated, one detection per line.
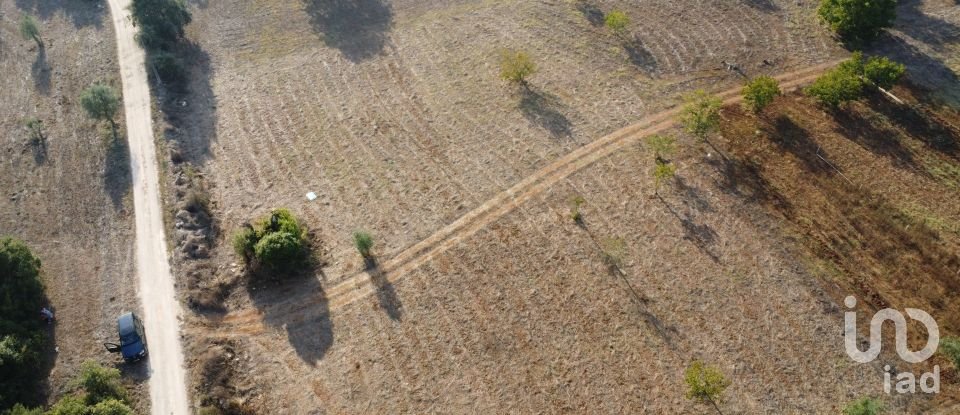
87 399 134 415
684 360 729 407
742 76 781 114
941 336 960 369
232 209 308 274
44 396 88 415
4 404 42 415
149 51 186 87
863 56 905 89
80 84 120 128
604 10 629 37
817 0 896 44
0 237 45 410
353 231 374 259
646 134 676 161
680 90 722 140
843 397 884 415
499 49 536 86
130 0 192 51
74 361 127 405
806 66 863 108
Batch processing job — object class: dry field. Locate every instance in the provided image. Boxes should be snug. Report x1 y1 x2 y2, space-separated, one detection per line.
0 0 146 410
160 0 960 413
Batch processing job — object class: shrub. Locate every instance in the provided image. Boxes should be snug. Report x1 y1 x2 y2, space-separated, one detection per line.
652 160 676 195
806 67 863 108
130 0 192 51
601 237 626 270
88 399 134 415
23 118 45 146
863 56 905 89
842 397 884 415
149 51 186 87
645 134 676 161
232 209 308 274
499 49 536 86
817 0 896 44
680 90 722 140
44 395 88 415
742 76 781 114
684 360 729 408
569 195 585 223
604 10 629 37
941 336 960 369
18 15 42 47
353 231 374 259
74 361 127 405
80 84 121 128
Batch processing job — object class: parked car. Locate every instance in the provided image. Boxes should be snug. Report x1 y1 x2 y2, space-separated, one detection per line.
104 312 147 363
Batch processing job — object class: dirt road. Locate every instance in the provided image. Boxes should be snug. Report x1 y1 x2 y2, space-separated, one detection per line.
106 0 190 413
218 59 843 331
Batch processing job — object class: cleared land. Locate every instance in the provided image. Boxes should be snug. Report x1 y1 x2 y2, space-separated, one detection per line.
0 0 146 410
154 0 960 413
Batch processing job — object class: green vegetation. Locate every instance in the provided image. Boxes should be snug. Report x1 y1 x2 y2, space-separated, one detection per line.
149 51 187 87
353 231 374 259
24 118 46 146
604 10 629 37
941 336 960 369
34 361 133 415
684 360 729 413
569 195 585 223
0 237 46 411
232 209 309 275
806 53 905 107
19 15 42 48
498 49 537 86
600 237 626 270
680 90 722 140
842 397 884 415
863 56 905 89
130 0 192 51
652 160 676 196
80 84 121 130
742 76 781 114
817 0 896 44
645 134 676 162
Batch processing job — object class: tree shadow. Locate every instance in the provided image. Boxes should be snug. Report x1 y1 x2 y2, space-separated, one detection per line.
707 155 793 216
831 107 923 174
769 115 838 175
863 86 960 159
14 0 105 29
34 294 57 407
248 272 334 366
302 0 394 62
574 1 604 26
658 192 721 263
518 86 573 138
32 46 50 95
104 136 131 211
365 259 403 321
869 33 960 107
741 0 779 12
895 0 960 53
154 41 217 165
674 175 716 214
623 35 657 73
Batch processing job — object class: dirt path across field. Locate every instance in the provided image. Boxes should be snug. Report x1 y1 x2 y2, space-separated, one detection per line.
217 59 843 332
106 0 190 413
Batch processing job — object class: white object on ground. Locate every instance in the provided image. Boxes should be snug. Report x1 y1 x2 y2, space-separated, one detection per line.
306 192 317 201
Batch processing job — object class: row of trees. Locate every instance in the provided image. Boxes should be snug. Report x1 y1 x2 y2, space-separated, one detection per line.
807 52 904 108
7 361 134 415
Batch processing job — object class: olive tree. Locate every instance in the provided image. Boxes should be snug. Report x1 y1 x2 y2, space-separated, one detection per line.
681 90 722 140
806 66 863 108
130 0 192 51
742 76 781 114
232 209 309 275
80 84 121 132
684 360 729 414
499 49 537 86
19 14 42 48
817 0 896 44
0 237 46 409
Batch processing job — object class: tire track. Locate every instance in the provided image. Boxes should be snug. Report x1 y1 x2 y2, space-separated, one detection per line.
213 60 841 331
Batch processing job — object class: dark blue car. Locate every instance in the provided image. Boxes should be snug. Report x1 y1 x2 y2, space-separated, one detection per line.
104 312 147 362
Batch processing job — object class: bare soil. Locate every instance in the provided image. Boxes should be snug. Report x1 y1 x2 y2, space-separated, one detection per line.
153 0 960 413
0 0 147 411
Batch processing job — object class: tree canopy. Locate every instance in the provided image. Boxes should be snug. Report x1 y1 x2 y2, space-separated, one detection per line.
604 10 629 37
817 0 896 44
499 49 537 86
80 85 121 126
19 15 42 47
680 90 722 140
0 237 46 410
742 76 781 114
130 0 192 51
233 209 309 275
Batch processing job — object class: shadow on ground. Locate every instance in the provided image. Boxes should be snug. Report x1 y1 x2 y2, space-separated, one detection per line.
518 86 573 138
365 258 403 321
104 135 132 210
249 272 333 366
154 41 218 165
871 28 960 107
32 46 50 95
14 0 105 28
303 0 394 62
